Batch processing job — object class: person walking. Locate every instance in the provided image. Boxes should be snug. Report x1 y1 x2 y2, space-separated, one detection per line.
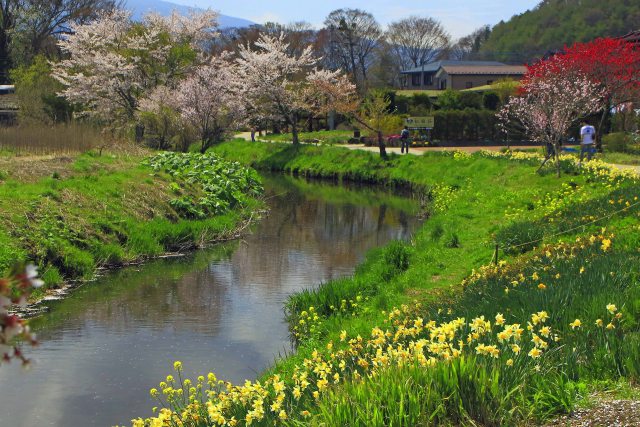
579 120 596 165
400 126 410 154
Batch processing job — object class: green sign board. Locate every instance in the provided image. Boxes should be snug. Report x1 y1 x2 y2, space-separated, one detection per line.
404 116 435 129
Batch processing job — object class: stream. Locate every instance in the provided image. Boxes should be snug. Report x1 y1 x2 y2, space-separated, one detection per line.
0 173 423 427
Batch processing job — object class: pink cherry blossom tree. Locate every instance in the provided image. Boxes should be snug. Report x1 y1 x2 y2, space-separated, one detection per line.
236 33 356 146
498 59 605 177
52 8 218 134
1 264 44 365
175 54 246 153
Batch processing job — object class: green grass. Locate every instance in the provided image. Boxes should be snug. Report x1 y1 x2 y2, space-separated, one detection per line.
261 130 366 145
132 141 640 426
0 151 264 290
395 89 442 98
600 151 640 165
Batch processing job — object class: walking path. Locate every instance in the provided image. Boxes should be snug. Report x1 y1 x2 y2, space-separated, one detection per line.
234 134 640 175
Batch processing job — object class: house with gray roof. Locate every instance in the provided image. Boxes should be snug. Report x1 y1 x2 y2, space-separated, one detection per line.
400 60 526 90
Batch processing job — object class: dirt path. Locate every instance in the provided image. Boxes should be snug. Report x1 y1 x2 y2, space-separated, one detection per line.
233 135 640 175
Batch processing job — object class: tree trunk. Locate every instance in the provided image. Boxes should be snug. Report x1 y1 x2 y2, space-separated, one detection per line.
553 140 561 178
328 111 336 130
134 123 145 143
596 102 610 152
292 120 300 146
0 26 12 84
377 130 387 159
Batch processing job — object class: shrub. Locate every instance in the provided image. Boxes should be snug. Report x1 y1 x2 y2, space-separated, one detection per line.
602 132 631 153
459 91 483 110
41 266 63 287
59 244 95 278
495 220 544 254
483 91 501 110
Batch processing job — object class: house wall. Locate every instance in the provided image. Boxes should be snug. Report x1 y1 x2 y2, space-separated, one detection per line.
405 73 439 90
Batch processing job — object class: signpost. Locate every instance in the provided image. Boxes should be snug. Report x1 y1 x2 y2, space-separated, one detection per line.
404 116 434 129
403 116 434 145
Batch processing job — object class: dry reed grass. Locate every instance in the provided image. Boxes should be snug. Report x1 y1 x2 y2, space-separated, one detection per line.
0 123 104 155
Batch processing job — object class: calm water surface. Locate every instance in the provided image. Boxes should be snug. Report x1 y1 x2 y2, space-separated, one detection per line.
0 174 422 427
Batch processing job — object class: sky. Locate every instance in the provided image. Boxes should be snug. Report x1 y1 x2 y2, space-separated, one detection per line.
167 0 542 38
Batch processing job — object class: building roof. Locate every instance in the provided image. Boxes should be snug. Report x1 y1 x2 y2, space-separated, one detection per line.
619 30 640 44
400 60 506 74
439 65 527 76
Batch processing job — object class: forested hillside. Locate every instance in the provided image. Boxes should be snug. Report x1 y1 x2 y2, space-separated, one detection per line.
479 0 640 63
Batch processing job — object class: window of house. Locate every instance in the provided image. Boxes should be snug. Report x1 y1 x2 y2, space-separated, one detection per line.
486 80 493 85
411 73 421 86
423 74 433 86
465 82 473 89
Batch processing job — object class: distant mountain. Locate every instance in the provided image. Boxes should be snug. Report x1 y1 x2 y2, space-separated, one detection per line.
124 0 255 28
478 0 640 63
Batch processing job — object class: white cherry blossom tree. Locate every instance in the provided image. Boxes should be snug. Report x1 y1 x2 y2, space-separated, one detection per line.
498 60 605 177
236 33 356 146
175 54 245 153
52 8 218 133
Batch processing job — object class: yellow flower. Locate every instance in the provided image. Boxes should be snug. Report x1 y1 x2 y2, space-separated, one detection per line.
506 358 514 367
601 239 612 251
570 319 582 330
293 386 301 399
495 313 505 325
606 304 617 314
301 410 311 417
606 323 615 330
173 361 182 371
511 344 521 355
339 330 347 341
595 319 603 327
579 266 585 274
528 348 542 358
278 410 287 420
538 283 546 290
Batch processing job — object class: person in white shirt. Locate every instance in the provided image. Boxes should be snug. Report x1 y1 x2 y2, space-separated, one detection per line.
579 121 596 165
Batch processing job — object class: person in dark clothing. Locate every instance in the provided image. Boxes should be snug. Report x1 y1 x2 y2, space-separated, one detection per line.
400 126 410 154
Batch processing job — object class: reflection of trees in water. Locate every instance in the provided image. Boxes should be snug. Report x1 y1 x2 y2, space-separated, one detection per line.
35 179 421 342
225 195 420 291
35 260 230 341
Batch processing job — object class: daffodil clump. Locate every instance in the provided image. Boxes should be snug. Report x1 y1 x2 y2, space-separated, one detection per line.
477 149 639 186
133 229 640 426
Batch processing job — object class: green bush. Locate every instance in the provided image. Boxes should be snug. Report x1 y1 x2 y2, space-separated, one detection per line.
603 132 631 153
459 91 483 109
59 244 95 278
41 266 63 287
495 220 544 254
483 91 501 110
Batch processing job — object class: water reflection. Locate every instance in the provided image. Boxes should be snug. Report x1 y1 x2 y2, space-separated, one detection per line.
0 174 422 427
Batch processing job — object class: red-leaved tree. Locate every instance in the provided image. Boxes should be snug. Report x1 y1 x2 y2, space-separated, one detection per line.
499 57 606 177
535 38 640 139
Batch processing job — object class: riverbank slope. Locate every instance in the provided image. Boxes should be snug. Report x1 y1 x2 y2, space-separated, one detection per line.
0 150 264 296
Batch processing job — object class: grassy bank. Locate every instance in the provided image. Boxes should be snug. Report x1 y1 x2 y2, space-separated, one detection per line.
0 150 264 293
260 130 365 145
134 141 640 426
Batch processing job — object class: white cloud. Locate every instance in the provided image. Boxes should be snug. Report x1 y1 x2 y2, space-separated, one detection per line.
248 12 284 25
